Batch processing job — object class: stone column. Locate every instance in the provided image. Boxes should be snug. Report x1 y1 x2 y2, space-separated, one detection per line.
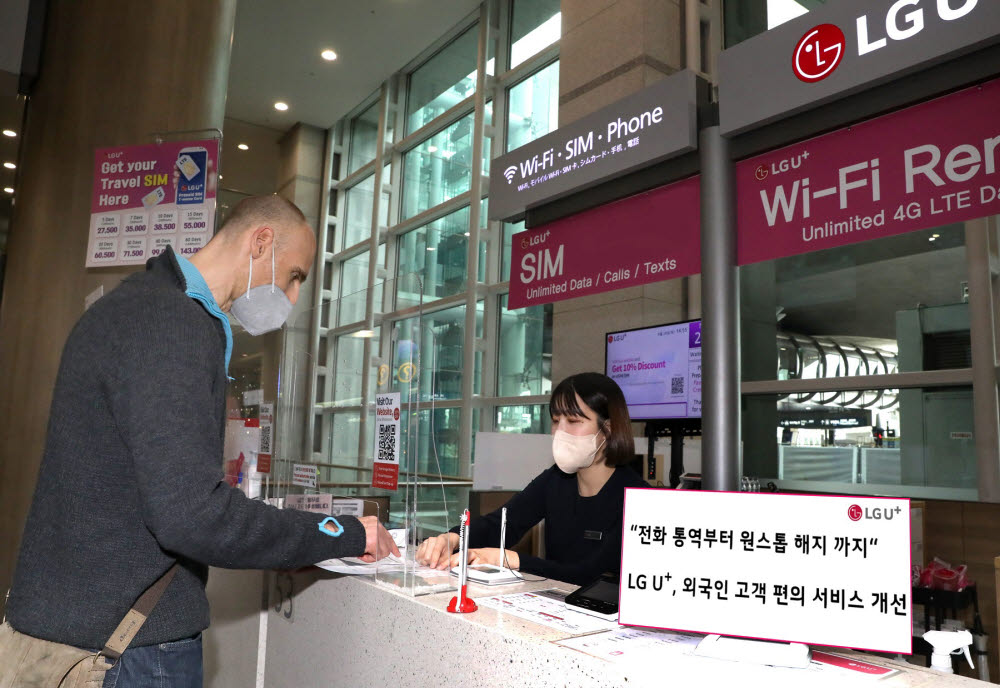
0 0 237 615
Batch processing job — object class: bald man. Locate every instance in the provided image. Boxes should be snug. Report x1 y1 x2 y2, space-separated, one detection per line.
3 195 397 687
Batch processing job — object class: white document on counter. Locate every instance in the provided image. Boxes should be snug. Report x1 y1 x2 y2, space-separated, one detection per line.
554 626 703 664
476 589 618 635
314 528 438 575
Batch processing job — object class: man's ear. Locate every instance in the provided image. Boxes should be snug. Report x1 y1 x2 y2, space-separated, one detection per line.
251 226 274 258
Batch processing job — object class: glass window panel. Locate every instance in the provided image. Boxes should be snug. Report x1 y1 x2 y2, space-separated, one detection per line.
498 294 552 397
741 224 968 382
724 0 825 47
343 166 391 249
343 175 374 248
392 305 467 402
397 206 471 306
349 103 380 173
507 61 559 152
329 412 362 463
402 112 490 219
742 385 976 495
495 404 552 434
510 0 561 69
332 335 365 407
339 246 386 326
407 26 479 134
501 220 524 282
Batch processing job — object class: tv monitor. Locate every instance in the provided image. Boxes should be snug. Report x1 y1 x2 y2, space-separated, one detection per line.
605 319 702 421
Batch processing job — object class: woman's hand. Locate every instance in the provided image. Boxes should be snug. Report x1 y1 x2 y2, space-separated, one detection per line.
450 547 520 570
415 532 459 569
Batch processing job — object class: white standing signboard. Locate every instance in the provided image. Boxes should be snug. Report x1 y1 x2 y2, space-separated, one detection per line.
371 392 401 491
292 463 318 489
620 490 911 653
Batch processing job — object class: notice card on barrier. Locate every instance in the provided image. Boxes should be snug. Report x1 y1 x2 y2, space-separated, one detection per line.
371 392 401 490
619 490 911 653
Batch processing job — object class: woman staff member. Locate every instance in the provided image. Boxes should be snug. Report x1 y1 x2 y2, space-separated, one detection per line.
416 372 646 585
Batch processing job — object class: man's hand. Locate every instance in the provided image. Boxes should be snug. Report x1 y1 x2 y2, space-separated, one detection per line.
354 516 400 563
415 532 459 569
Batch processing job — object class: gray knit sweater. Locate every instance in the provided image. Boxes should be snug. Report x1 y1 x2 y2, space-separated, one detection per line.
7 247 365 649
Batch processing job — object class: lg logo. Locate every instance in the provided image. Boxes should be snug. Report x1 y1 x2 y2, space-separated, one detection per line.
793 24 845 83
793 1 981 84
755 165 769 181
849 504 903 521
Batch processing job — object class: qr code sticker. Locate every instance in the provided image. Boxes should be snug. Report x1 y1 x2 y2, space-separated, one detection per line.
378 424 395 462
671 376 685 395
260 425 272 453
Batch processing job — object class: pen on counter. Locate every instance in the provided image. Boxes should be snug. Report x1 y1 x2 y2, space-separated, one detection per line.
447 508 478 613
499 507 508 570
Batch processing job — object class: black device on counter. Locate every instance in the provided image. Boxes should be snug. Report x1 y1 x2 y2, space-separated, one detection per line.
565 572 620 621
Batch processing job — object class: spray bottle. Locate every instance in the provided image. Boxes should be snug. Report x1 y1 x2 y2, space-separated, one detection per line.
922 629 974 674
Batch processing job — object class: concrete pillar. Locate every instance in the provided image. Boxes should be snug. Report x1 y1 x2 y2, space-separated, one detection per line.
0 0 237 616
552 0 688 384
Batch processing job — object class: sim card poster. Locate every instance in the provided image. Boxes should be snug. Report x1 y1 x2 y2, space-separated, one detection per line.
87 139 219 268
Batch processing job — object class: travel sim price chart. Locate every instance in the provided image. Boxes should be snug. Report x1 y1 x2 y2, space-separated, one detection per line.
87 139 219 268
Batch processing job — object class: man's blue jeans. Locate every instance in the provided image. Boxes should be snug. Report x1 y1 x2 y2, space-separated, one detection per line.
102 633 202 688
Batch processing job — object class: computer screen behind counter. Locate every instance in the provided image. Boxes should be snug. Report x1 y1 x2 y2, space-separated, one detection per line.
605 320 702 421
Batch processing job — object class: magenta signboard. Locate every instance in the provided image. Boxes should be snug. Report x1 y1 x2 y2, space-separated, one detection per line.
88 139 219 268
508 176 700 310
737 78 1000 265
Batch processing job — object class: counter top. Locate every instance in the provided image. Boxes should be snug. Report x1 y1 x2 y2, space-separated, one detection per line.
260 570 987 687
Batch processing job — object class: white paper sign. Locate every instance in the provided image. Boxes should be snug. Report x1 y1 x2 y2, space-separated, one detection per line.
331 498 365 517
259 402 274 454
620 490 911 653
243 389 263 406
292 463 318 488
285 493 332 515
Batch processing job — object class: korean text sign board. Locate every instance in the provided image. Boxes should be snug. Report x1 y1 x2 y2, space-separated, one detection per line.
620 490 911 653
719 0 1000 135
372 392 401 491
88 139 219 267
489 70 697 222
507 176 700 310
737 78 1000 265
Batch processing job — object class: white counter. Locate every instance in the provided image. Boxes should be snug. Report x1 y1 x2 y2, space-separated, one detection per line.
254 570 987 688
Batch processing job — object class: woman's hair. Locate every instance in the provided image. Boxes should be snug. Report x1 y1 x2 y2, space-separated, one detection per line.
549 372 634 467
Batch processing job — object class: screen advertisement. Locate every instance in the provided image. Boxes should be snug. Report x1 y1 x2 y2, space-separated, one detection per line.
606 320 702 421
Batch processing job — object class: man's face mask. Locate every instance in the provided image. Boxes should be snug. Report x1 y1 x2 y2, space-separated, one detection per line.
229 244 293 336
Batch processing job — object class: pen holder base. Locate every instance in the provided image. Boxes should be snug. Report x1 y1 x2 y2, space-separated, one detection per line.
447 587 478 613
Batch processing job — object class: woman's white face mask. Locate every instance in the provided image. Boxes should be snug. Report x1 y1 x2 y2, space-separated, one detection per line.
552 429 606 474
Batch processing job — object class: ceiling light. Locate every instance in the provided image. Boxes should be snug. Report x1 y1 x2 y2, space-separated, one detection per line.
321 49 338 61
274 101 289 111
441 150 456 159
352 329 375 338
932 233 940 238
426 247 436 251
3 162 14 169
237 143 249 151
3 187 13 194
929 237 937 242
2 130 15 138
427 145 438 153
464 232 470 236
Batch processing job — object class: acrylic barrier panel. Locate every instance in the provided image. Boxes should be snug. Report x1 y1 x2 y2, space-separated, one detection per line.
272 273 459 595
